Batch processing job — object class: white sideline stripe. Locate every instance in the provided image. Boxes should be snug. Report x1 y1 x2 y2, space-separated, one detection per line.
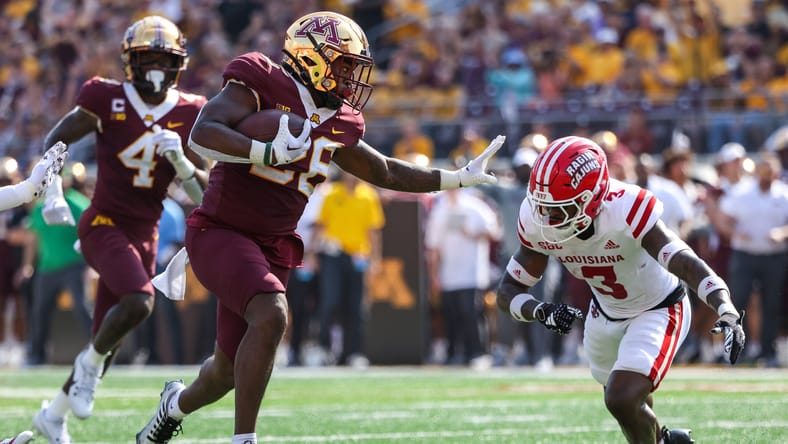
56 420 788 444
2 365 786 380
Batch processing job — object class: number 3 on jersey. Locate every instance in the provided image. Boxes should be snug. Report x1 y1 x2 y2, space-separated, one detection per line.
118 133 157 188
581 265 628 299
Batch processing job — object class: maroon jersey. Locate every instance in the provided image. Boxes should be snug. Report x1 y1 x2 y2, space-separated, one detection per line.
76 77 206 225
190 52 364 265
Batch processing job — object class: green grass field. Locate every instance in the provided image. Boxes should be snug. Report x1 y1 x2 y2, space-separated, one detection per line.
1 365 786 443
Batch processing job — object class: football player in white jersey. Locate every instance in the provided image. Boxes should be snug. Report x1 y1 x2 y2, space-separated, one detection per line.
497 136 745 444
0 142 67 211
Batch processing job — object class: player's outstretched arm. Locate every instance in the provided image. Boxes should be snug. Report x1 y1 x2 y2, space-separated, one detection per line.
643 219 745 364
0 142 68 211
332 136 505 193
495 246 583 335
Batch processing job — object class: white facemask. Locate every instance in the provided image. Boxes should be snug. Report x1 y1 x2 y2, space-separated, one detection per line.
146 70 166 93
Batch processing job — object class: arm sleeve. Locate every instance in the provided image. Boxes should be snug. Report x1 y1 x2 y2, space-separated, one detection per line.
0 181 35 211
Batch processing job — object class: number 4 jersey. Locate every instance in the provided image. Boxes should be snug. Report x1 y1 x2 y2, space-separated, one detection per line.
518 178 681 319
76 77 206 225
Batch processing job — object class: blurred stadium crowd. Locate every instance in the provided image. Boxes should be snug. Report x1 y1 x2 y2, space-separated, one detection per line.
0 0 786 369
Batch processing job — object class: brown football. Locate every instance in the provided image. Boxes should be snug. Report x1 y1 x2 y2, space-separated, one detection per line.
234 109 307 141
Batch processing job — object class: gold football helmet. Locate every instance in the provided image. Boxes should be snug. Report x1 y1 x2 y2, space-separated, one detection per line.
121 16 188 94
282 11 373 112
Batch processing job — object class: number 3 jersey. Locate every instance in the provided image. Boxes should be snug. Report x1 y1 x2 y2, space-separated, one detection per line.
517 178 681 319
76 77 206 225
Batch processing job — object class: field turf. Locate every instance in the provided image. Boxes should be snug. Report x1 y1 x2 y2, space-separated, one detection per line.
1 365 786 443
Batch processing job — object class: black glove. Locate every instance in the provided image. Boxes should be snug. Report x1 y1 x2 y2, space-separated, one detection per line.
711 310 746 365
534 303 584 335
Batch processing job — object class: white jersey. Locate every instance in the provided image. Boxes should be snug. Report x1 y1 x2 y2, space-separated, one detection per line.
518 179 680 319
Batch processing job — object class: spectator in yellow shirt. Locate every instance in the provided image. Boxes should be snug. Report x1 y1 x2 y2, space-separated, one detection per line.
587 28 625 88
312 170 385 368
391 116 435 161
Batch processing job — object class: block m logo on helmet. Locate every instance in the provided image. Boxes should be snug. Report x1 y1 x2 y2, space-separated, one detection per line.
294 16 341 46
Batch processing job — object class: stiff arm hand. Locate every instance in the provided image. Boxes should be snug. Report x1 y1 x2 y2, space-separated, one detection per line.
38 142 76 226
29 141 68 197
440 135 505 189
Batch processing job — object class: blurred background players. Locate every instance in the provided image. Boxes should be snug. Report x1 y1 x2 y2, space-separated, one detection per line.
32 16 207 444
426 185 501 369
312 170 385 368
285 180 329 367
390 116 435 162
480 134 564 368
712 152 788 367
21 162 92 367
0 145 67 444
0 143 68 367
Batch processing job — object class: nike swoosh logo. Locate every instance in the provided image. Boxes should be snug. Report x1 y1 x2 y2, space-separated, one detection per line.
331 127 344 135
167 121 184 129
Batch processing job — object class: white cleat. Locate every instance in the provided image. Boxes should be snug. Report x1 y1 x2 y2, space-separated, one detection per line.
68 349 101 419
136 380 186 444
33 401 72 444
0 430 34 444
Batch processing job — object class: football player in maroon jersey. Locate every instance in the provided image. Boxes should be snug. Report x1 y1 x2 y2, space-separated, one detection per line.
32 16 208 444
137 10 504 444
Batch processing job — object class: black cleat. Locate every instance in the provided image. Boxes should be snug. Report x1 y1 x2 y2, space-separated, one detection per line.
661 425 695 444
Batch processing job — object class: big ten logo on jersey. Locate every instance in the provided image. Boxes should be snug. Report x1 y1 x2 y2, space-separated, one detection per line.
111 98 126 121
567 151 601 189
538 241 563 250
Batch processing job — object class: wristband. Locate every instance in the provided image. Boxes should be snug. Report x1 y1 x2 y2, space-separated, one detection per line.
697 275 728 304
509 293 535 322
249 139 271 165
439 169 461 190
716 302 738 317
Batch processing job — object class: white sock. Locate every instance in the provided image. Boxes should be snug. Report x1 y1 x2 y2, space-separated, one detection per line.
46 391 70 420
231 433 257 444
167 389 187 420
83 344 107 367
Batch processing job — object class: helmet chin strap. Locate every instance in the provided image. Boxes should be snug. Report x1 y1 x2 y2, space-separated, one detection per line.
146 70 166 93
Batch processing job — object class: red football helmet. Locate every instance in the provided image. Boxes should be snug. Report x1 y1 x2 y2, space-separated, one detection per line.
527 136 610 243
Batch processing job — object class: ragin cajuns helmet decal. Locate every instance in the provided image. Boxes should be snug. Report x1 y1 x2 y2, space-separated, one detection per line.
528 136 610 243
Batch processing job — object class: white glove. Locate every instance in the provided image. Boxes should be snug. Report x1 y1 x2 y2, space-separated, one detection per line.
440 135 505 189
254 114 311 166
152 125 195 180
27 141 68 198
42 175 75 226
